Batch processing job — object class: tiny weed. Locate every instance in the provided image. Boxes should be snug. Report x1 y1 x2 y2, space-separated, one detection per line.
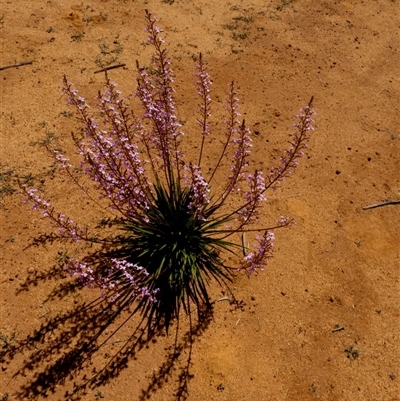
99 42 109 54
57 250 70 265
5 236 15 243
95 40 124 67
232 32 248 40
223 14 253 41
0 168 14 181
113 42 123 55
276 0 295 11
223 22 239 31
345 344 361 359
0 330 17 350
232 15 254 24
0 185 14 198
39 132 57 147
60 110 73 118
94 390 105 399
30 131 57 147
0 167 15 198
310 383 317 393
21 173 34 187
71 32 84 42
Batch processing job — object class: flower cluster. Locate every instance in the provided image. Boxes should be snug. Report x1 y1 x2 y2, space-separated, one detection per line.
185 163 210 219
23 10 315 329
240 231 275 275
63 79 152 221
24 188 87 241
267 102 315 189
237 170 266 225
195 53 212 166
67 258 158 302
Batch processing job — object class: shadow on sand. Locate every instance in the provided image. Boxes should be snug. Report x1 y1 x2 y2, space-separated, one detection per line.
1 247 217 400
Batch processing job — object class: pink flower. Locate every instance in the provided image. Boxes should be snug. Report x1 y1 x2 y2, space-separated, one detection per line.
240 231 275 274
186 163 210 219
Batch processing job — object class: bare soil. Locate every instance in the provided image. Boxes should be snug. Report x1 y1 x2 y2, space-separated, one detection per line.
1 1 399 400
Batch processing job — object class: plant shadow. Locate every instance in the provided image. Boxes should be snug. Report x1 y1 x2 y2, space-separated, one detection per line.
2 243 215 401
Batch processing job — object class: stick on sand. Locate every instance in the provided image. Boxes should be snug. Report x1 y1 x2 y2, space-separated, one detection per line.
0 61 33 71
94 63 126 74
363 200 400 210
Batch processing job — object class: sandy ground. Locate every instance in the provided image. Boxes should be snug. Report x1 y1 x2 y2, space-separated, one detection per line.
1 0 399 400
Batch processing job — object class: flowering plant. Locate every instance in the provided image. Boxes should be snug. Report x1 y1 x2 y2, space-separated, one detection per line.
23 11 315 330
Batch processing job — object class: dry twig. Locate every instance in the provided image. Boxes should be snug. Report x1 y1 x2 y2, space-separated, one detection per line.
94 63 126 74
0 61 33 71
332 325 345 332
363 200 400 210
